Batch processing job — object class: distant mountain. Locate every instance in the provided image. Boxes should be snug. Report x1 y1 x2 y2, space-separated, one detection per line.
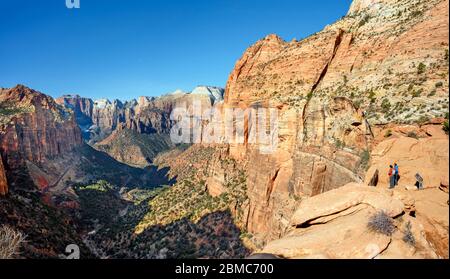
56 85 224 143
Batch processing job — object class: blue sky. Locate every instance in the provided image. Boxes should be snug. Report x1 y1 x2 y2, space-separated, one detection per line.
0 0 352 100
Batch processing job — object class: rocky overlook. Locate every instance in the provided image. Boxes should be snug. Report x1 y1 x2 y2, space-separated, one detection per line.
216 0 449 242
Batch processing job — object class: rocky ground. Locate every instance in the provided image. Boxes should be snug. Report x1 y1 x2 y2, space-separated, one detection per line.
258 121 449 259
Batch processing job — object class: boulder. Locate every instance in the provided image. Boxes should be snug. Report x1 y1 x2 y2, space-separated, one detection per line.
290 183 404 227
260 183 446 259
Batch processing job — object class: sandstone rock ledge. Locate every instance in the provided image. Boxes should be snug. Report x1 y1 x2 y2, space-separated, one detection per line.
260 183 448 259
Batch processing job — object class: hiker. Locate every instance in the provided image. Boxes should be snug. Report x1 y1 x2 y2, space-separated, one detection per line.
394 163 400 186
415 173 424 190
388 165 395 189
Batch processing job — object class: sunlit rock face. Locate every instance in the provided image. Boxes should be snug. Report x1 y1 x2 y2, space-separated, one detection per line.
218 0 449 241
0 85 83 169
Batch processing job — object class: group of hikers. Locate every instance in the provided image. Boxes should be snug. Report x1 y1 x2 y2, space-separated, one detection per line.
387 163 425 190
388 163 400 189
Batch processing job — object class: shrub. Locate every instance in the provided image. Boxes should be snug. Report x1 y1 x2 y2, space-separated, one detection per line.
402 221 415 246
443 113 449 134
412 89 422 98
427 90 436 97
0 226 25 259
384 129 393 138
335 138 345 149
410 10 423 18
407 131 418 139
417 115 429 125
435 81 443 88
359 149 370 170
368 211 396 236
417 63 426 74
359 14 371 27
381 99 391 113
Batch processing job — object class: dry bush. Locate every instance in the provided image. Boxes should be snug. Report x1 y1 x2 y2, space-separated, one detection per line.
367 211 396 236
402 221 416 246
0 225 25 259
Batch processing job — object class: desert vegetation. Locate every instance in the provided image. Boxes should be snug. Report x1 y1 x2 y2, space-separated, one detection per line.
368 211 396 236
0 225 25 259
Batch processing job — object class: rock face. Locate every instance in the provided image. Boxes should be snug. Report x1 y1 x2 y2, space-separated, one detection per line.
0 157 7 195
0 85 83 171
347 0 382 15
190 86 225 104
58 86 224 143
216 0 449 242
56 95 94 125
365 123 449 188
56 95 94 139
260 183 447 259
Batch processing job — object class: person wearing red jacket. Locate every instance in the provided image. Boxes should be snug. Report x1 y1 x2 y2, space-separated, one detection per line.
388 165 395 189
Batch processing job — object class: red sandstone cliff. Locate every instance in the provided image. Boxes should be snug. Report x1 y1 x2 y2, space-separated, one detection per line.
0 157 7 195
218 0 449 241
0 85 83 194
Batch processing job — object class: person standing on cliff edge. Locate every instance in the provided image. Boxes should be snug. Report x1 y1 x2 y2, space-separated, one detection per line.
394 163 400 186
388 165 395 189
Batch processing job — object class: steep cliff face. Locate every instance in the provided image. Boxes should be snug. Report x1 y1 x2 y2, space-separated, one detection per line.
56 95 94 124
219 0 449 241
0 157 7 195
56 95 94 138
0 85 83 171
226 0 448 121
347 0 383 15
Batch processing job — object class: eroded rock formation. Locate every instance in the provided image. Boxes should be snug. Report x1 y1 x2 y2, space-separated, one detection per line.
0 85 82 170
215 0 449 242
0 157 7 196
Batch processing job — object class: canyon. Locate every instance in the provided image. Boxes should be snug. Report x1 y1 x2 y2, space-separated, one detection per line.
0 0 449 259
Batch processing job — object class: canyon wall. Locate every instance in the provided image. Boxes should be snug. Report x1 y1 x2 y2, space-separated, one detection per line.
219 0 449 241
57 86 224 142
0 157 7 195
0 85 83 194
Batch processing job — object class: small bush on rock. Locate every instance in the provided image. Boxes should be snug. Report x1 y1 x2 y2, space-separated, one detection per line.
368 211 396 236
402 221 415 246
